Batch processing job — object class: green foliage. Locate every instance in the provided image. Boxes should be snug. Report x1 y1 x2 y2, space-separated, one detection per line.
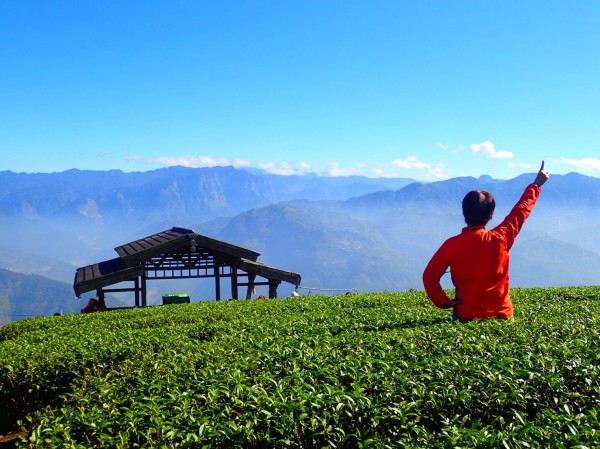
1 287 600 447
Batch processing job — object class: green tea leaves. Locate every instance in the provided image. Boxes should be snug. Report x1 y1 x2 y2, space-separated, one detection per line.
1 286 600 446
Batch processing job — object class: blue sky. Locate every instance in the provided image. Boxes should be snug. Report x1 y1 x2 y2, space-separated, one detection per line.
2 1 600 180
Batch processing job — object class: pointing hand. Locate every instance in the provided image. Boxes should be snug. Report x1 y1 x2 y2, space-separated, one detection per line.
534 160 550 186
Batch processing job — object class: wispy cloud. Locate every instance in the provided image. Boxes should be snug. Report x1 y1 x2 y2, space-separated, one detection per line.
231 158 253 168
470 141 513 159
391 155 429 169
125 155 307 175
437 143 465 154
389 156 450 180
561 157 600 172
326 162 357 177
256 161 300 176
427 165 451 180
125 155 233 168
124 153 451 179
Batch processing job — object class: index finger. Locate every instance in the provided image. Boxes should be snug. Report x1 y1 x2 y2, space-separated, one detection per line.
540 160 545 171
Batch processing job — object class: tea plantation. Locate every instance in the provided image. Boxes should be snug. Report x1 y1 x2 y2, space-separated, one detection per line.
1 287 599 448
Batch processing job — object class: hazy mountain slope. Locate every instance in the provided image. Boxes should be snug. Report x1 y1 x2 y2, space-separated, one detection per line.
0 167 418 270
214 173 600 293
0 269 80 326
217 201 422 293
510 235 600 288
0 245 75 283
0 168 599 321
261 173 415 201
336 172 600 259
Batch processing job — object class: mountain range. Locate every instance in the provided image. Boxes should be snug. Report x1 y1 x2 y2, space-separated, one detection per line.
1 167 599 322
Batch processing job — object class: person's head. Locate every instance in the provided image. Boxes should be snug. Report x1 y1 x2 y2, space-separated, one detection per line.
462 190 495 226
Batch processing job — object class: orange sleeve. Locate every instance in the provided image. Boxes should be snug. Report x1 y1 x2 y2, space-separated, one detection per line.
422 241 453 309
493 183 541 249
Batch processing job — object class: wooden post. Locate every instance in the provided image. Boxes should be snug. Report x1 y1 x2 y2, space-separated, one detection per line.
246 274 257 299
134 277 140 307
97 288 106 311
141 272 147 307
231 268 238 300
268 279 280 299
215 265 221 301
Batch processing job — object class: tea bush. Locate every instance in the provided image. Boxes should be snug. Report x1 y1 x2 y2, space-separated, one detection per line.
1 287 599 447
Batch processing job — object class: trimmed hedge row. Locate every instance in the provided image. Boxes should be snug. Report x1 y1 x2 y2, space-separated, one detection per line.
1 287 599 447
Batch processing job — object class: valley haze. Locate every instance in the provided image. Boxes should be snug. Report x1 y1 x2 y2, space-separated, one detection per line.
1 167 599 324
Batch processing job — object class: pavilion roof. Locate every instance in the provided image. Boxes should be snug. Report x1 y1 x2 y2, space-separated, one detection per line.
74 227 300 296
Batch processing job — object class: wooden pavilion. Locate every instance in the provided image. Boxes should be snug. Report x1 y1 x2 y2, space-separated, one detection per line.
73 227 301 307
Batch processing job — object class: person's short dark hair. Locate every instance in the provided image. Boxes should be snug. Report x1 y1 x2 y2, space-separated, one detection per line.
462 190 495 226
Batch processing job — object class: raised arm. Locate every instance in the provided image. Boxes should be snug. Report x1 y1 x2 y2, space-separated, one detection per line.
493 160 549 248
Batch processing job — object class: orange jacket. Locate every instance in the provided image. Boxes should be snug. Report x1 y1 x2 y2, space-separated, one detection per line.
422 183 541 320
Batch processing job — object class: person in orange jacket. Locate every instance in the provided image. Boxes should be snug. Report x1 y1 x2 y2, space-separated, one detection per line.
422 161 550 322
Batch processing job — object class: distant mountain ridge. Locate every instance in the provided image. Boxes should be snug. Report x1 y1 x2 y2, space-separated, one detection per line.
0 167 599 323
0 167 414 221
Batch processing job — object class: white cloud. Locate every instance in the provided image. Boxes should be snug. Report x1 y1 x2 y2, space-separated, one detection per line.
231 158 253 168
428 165 451 180
257 161 302 176
123 153 452 179
124 154 309 175
370 156 450 180
470 141 513 159
125 155 232 168
77 199 101 219
561 157 600 172
326 162 357 177
368 168 403 178
391 155 429 169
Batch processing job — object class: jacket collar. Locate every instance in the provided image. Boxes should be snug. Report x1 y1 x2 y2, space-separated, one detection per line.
462 225 486 233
